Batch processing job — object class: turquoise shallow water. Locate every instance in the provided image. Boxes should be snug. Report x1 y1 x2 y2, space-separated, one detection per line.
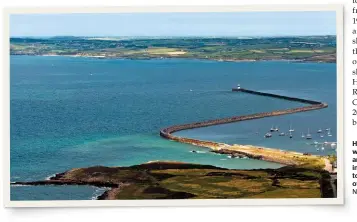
10 56 336 200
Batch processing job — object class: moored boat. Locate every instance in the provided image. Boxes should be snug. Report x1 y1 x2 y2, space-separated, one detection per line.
306 128 312 140
327 129 332 137
264 133 272 138
288 123 294 133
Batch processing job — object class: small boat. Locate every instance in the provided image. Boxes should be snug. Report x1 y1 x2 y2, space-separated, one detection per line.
265 133 272 138
288 124 294 132
270 125 275 132
313 141 319 145
317 128 322 133
325 128 331 131
306 128 312 140
321 147 325 151
189 89 193 92
301 133 305 138
316 148 320 151
327 129 332 137
320 134 324 138
289 132 293 138
279 132 285 136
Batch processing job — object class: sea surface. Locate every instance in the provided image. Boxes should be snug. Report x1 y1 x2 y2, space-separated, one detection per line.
10 56 337 200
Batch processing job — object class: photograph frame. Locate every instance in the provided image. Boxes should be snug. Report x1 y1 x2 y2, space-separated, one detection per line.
3 4 344 207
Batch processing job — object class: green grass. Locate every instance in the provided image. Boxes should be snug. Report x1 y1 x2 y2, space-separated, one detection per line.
10 36 336 62
248 188 321 198
53 162 328 199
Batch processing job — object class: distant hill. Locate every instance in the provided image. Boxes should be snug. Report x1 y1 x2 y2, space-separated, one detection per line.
10 36 336 63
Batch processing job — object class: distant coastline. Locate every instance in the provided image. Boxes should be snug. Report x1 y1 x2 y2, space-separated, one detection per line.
10 53 334 64
10 36 337 63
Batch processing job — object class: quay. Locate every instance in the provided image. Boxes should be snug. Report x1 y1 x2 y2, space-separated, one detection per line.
159 87 330 170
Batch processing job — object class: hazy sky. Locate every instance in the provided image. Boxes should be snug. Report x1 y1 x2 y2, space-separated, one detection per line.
10 11 336 37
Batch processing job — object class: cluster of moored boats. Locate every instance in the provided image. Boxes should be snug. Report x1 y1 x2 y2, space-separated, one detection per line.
264 125 333 140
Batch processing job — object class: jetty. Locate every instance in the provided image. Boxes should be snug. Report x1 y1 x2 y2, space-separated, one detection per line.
160 87 330 170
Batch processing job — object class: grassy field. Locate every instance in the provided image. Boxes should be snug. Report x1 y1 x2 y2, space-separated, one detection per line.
31 161 332 200
10 36 336 62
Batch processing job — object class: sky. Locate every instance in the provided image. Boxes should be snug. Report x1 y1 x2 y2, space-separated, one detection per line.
10 11 336 37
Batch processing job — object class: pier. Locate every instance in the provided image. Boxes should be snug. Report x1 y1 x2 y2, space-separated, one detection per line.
159 87 330 170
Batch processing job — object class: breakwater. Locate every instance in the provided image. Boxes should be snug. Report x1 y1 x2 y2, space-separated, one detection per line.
232 88 323 105
159 88 329 167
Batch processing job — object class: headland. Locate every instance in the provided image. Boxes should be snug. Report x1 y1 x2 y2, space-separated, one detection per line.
11 161 334 199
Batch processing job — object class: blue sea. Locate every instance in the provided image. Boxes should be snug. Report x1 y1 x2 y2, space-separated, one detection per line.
10 56 337 200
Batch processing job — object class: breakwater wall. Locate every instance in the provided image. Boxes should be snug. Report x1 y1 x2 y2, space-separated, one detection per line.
232 88 323 105
159 88 328 151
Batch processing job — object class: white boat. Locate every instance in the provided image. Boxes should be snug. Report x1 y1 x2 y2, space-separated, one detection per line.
327 129 332 137
265 133 272 138
270 126 279 132
321 147 325 151
301 133 305 138
320 134 324 138
289 132 293 138
306 128 312 140
317 128 322 133
288 124 294 132
279 132 285 136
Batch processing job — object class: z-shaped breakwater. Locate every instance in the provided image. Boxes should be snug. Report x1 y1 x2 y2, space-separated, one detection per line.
159 88 329 168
